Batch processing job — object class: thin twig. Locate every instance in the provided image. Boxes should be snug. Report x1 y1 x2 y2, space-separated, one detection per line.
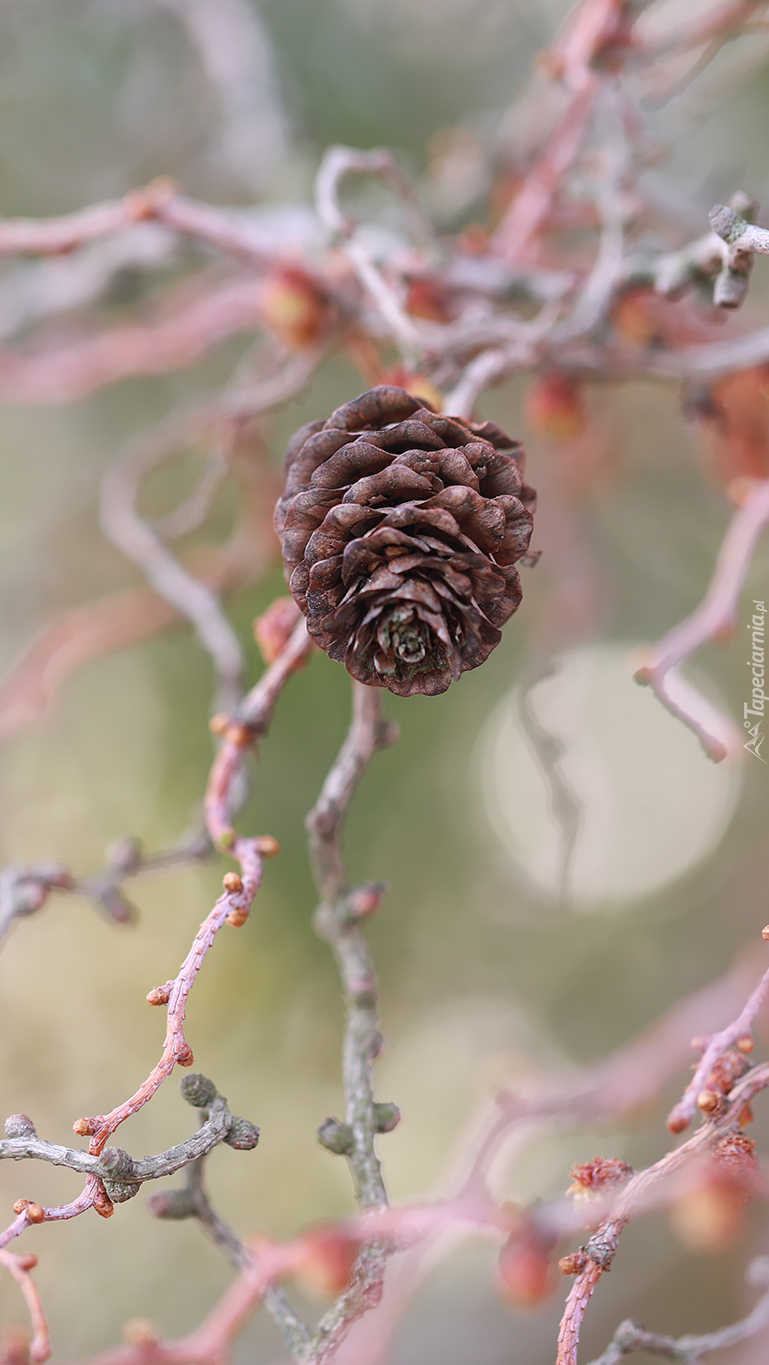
304 683 398 1361
315 146 424 363
586 1255 769 1362
634 478 769 761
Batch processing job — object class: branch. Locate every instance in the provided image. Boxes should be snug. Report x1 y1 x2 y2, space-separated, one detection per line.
0 1249 50 1364
148 1115 312 1360
314 147 424 363
1 1078 256 1198
634 478 769 761
556 1060 769 1365
100 416 245 713
586 1255 769 1363
0 182 275 268
304 682 399 1361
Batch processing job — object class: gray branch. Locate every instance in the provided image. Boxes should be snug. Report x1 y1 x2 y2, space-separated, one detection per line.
1 1076 256 1203
303 682 399 1363
586 1256 769 1364
148 1107 311 1360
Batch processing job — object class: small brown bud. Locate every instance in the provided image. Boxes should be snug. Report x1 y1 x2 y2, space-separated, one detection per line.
558 1251 587 1276
146 985 171 1007
224 723 252 749
92 1187 114 1219
223 871 243 894
697 1090 720 1114
25 1204 45 1224
762 925 769 941
667 1111 689 1134
73 1117 98 1137
568 1157 633 1193
17 1255 38 1271
12 1200 28 1215
226 908 249 928
255 835 280 859
736 1035 755 1054
176 1043 194 1068
122 1320 157 1348
209 713 230 736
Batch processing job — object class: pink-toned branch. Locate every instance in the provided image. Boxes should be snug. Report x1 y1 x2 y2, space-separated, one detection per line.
0 1251 50 1364
634 478 769 761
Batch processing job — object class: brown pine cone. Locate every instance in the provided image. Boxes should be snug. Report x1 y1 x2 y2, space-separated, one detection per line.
275 386 535 696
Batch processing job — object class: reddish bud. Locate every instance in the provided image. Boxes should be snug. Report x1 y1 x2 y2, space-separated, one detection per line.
558 1251 588 1276
259 265 329 350
255 835 281 859
762 925 769 941
736 1035 755 1054
224 723 252 749
297 1228 360 1298
568 1157 633 1194
697 1090 720 1114
72 1117 98 1137
16 1256 37 1272
226 908 249 928
254 597 302 665
405 277 453 323
347 882 386 920
706 1050 750 1094
713 1132 759 1196
525 373 587 444
671 1174 743 1253
176 1043 194 1068
223 872 243 894
92 1187 114 1219
146 985 171 1007
496 1234 554 1308
25 1205 45 1225
121 1321 156 1348
667 1109 689 1134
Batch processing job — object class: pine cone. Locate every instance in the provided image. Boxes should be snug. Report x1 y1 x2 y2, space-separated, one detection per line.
275 386 535 696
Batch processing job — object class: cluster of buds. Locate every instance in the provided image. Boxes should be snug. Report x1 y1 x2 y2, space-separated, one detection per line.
671 1132 760 1254
694 1044 753 1124
567 1157 634 1196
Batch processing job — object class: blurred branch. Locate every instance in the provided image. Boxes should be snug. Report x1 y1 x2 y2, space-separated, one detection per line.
586 1255 769 1363
156 0 289 195
315 147 425 362
634 478 769 762
0 1248 49 1364
100 416 246 713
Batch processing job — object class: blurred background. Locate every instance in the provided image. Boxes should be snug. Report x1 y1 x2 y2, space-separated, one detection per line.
2 1 769 1361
